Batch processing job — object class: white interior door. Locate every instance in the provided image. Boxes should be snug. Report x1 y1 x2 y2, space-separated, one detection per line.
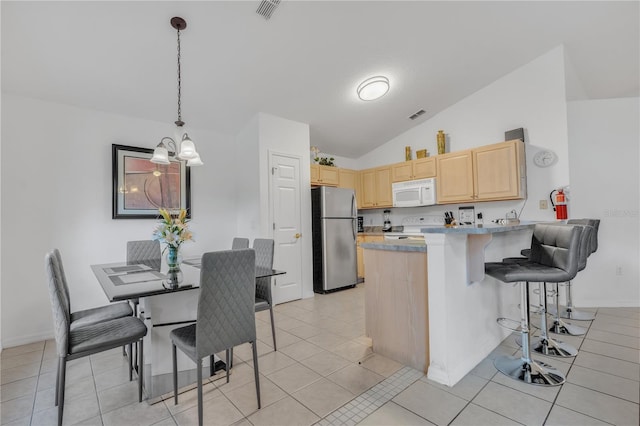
269 153 303 304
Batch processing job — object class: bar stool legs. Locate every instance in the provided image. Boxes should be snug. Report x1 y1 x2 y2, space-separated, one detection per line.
549 283 587 336
521 283 578 357
559 281 596 321
494 282 566 386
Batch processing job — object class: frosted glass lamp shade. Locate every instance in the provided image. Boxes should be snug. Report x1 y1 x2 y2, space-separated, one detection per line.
357 76 389 101
178 134 197 160
150 146 171 165
186 153 203 166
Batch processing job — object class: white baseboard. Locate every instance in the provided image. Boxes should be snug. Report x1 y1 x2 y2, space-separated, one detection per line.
574 299 640 308
1 330 53 351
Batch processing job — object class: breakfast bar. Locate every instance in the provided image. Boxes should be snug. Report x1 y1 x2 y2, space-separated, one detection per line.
362 222 536 387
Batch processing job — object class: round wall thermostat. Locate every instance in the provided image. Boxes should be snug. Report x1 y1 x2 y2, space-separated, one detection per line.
533 150 557 167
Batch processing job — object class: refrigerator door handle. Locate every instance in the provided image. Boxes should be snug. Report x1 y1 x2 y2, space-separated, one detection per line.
352 218 356 241
351 193 357 218
351 192 357 241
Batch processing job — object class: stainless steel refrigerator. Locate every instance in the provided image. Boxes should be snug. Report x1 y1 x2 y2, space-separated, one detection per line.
311 186 357 293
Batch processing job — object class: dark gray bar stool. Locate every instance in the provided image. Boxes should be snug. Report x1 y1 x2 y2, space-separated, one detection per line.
548 222 595 336
486 224 583 386
505 225 592 356
551 219 600 321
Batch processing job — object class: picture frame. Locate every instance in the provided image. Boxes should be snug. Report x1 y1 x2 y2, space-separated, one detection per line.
112 144 191 219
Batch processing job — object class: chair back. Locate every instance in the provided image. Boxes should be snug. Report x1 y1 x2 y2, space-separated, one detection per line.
127 240 161 262
567 219 600 254
253 239 274 269
45 252 70 357
253 239 274 303
569 224 593 272
232 238 250 250
52 249 71 314
196 249 256 359
528 224 583 279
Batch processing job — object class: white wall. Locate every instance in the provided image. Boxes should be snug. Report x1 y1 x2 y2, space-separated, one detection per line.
356 46 571 227
1 94 240 347
567 97 640 307
256 113 314 298
234 115 261 238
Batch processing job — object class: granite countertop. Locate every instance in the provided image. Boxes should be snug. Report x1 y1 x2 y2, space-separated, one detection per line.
420 221 538 234
360 240 427 252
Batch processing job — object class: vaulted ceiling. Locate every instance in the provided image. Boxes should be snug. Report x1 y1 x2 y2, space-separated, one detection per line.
2 1 638 158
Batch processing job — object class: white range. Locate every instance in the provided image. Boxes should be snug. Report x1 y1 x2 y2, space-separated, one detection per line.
384 215 445 240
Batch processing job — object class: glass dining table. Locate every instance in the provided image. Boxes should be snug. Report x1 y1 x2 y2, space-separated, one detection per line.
91 255 285 402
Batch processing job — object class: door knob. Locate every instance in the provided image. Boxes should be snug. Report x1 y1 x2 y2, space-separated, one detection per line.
294 233 301 239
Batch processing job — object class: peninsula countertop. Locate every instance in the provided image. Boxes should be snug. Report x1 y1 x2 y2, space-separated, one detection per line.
420 221 538 234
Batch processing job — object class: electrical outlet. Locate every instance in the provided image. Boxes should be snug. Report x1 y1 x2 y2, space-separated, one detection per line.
616 266 623 276
539 200 548 210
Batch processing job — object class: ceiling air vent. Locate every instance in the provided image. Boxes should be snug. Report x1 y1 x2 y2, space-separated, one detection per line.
409 109 426 120
256 0 281 20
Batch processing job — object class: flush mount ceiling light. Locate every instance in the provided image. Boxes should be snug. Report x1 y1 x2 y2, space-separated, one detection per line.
357 76 390 101
151 17 203 167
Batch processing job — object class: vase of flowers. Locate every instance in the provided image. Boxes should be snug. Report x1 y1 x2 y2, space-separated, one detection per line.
152 208 193 287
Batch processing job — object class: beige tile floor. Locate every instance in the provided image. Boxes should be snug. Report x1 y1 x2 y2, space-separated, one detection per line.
1 284 639 426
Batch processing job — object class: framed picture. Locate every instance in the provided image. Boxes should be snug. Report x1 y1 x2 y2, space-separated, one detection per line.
112 144 191 219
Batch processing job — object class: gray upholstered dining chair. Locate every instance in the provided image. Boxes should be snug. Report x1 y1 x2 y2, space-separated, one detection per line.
232 237 250 250
126 240 161 359
170 249 261 426
127 240 162 265
54 249 133 329
53 249 135 375
126 240 161 312
253 238 277 350
45 252 147 426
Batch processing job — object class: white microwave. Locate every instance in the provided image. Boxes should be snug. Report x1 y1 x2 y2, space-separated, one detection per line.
392 178 437 207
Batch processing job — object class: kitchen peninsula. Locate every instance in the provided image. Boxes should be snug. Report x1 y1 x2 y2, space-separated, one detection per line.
361 222 536 387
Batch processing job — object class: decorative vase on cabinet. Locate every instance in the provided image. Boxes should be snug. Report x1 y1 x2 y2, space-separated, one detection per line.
437 130 446 155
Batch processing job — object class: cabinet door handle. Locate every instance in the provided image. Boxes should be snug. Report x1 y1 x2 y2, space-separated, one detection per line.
294 233 301 239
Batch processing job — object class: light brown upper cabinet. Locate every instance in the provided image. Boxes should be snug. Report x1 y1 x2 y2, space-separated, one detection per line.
391 158 436 182
338 168 357 190
360 166 392 209
473 140 526 201
436 140 526 204
310 164 339 186
436 150 474 203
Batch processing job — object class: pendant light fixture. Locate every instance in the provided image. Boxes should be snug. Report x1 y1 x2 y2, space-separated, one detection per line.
151 17 203 167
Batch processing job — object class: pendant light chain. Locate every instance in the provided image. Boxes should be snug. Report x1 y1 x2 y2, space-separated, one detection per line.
150 16 202 167
175 26 183 127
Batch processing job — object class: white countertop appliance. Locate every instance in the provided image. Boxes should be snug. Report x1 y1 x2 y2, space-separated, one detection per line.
392 177 437 207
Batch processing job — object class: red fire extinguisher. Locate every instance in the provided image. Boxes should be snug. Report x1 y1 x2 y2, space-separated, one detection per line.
550 188 568 220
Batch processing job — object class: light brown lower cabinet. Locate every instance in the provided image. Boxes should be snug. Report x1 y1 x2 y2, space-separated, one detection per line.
356 235 384 279
364 248 429 372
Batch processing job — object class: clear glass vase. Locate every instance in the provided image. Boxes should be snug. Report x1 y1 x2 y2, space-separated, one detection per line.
165 245 183 288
